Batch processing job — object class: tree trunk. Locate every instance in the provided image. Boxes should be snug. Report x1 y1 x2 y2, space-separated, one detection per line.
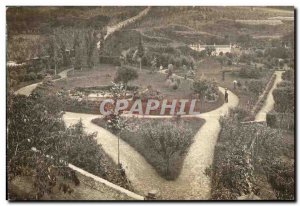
140 60 142 71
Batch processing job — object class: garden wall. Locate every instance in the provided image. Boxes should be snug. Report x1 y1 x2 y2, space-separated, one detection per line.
251 72 276 116
9 164 144 200
68 164 144 200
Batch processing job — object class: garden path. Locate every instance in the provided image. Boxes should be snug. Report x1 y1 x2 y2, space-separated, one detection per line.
16 66 239 199
62 87 238 200
255 71 284 122
15 68 74 96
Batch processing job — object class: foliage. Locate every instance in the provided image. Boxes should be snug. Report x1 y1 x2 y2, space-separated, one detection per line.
282 70 294 82
247 79 264 96
239 67 260 79
266 112 277 128
229 107 251 122
25 72 37 81
85 29 97 68
114 67 138 88
212 117 294 200
192 76 218 100
273 86 294 113
140 121 194 179
93 117 202 180
267 112 294 131
7 93 132 199
205 46 216 56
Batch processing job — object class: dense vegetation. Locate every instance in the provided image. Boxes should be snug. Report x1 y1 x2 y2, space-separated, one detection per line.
7 92 132 199
211 113 294 200
92 117 204 180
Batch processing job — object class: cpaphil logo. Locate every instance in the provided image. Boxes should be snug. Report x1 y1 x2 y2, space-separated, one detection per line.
99 99 201 115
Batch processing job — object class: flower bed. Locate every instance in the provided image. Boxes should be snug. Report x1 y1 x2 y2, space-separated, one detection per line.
92 117 205 180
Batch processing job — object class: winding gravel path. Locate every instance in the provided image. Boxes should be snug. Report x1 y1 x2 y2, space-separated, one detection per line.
15 66 239 199
14 68 73 96
63 87 238 200
255 71 283 122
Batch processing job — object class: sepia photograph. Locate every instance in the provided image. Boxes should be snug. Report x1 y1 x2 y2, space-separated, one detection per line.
5 4 295 201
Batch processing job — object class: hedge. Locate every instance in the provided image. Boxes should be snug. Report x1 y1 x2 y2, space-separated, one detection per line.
267 112 294 131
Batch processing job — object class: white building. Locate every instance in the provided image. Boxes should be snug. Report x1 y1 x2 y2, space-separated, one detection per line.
189 43 233 56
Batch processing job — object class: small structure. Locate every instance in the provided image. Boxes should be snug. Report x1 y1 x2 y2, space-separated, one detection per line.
189 43 233 56
145 190 158 200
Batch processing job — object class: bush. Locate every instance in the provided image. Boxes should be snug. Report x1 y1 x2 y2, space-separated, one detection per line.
247 79 264 96
93 117 204 180
277 81 293 88
282 70 294 82
114 66 138 88
36 71 46 80
193 77 218 100
25 72 37 81
138 121 194 180
266 112 277 128
230 107 250 122
46 69 55 75
99 56 121 66
239 67 260 79
212 117 294 200
267 112 294 130
273 87 294 113
7 94 132 199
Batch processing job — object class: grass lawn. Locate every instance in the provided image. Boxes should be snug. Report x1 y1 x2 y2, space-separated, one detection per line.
92 116 205 180
55 64 224 113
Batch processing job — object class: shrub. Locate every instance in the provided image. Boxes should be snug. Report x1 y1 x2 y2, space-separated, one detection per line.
277 81 293 88
239 67 260 79
212 117 294 200
247 79 264 96
273 87 294 113
25 72 37 81
7 94 132 199
267 112 294 131
266 112 277 128
282 70 294 82
36 71 46 80
139 121 194 179
99 56 121 66
193 77 218 100
114 66 138 89
230 107 250 122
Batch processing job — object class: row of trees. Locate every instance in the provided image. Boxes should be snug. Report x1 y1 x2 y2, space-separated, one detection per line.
7 89 132 199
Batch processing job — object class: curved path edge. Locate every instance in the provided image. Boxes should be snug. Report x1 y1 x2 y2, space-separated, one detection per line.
63 87 239 200
14 67 239 200
255 71 284 122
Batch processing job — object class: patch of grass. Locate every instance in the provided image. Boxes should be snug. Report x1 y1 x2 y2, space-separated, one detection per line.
55 64 224 113
92 117 205 180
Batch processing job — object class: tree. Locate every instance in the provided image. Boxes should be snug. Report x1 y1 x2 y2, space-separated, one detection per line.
217 55 228 70
85 29 97 69
47 35 62 75
98 29 106 64
136 33 144 70
73 31 82 70
140 121 193 179
205 46 216 56
114 67 138 90
7 92 131 199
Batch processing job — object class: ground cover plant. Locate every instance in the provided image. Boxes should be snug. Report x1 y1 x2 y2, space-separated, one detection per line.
92 117 205 180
